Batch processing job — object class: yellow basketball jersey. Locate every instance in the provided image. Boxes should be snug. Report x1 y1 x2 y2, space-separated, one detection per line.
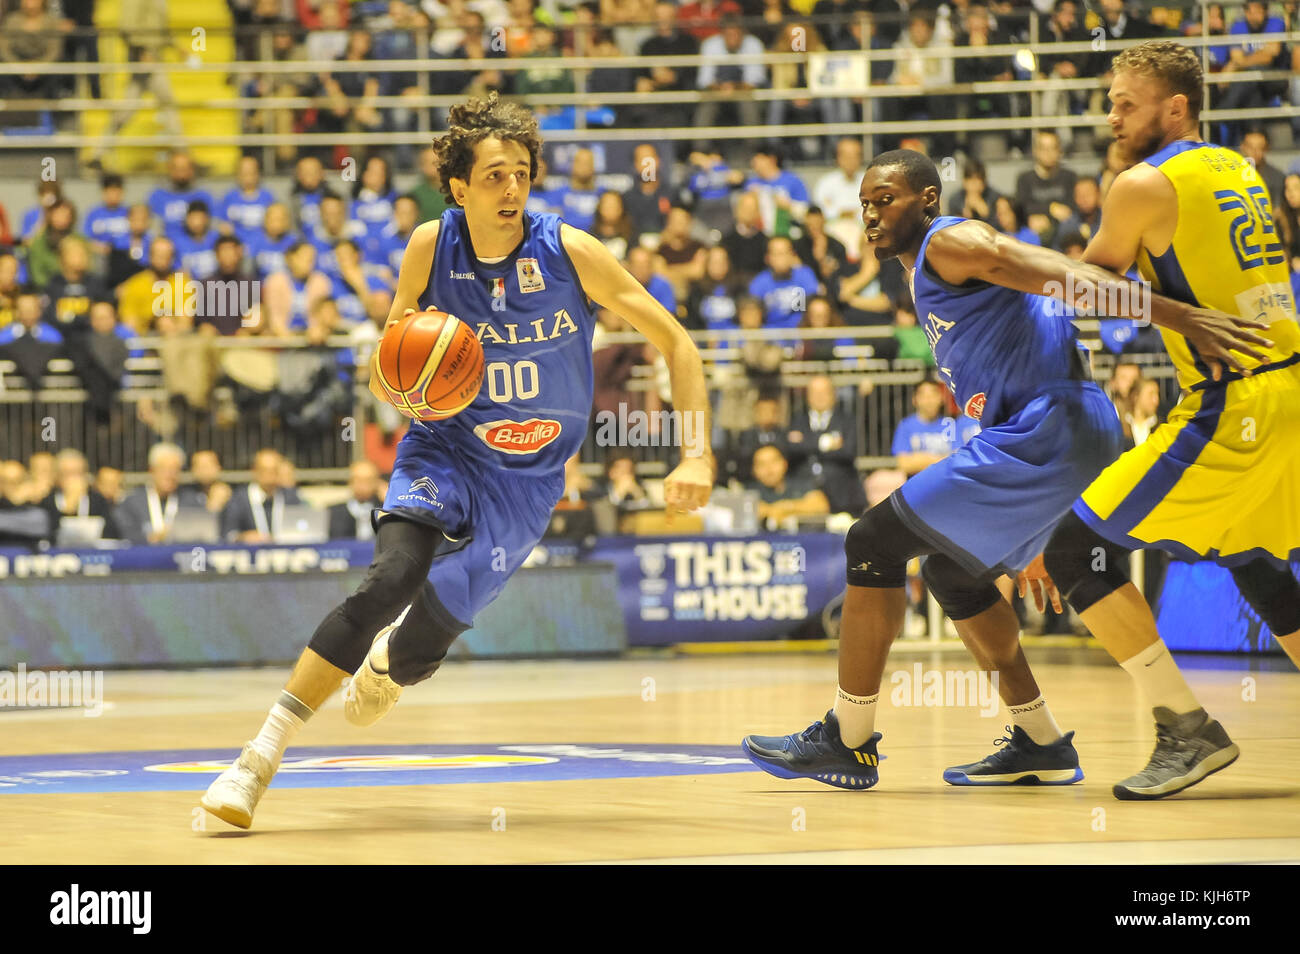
1134 139 1300 390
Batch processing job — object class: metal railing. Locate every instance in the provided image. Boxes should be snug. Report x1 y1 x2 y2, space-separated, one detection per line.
1 328 1180 480
0 8 1293 159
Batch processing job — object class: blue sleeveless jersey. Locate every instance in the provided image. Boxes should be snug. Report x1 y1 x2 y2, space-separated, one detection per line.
415 208 596 476
912 216 1083 426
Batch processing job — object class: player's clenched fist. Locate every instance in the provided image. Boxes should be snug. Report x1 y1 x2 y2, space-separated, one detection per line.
663 455 715 516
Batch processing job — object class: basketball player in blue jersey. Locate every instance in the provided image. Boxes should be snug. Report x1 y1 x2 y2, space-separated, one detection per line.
743 149 1271 790
201 93 715 829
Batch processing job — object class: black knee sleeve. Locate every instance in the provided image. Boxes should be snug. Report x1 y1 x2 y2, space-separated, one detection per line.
308 517 438 673
387 582 469 686
1231 558 1300 635
845 497 937 588
921 552 1002 621
1042 510 1132 614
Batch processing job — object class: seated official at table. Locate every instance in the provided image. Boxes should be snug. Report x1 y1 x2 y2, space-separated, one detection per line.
327 460 383 540
115 442 206 544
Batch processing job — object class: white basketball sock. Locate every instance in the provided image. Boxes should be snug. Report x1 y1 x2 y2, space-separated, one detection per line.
249 691 311 767
1008 695 1063 745
1119 639 1201 715
833 687 878 748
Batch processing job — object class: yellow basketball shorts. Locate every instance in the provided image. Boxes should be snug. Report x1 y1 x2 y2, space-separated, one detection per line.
1074 355 1300 567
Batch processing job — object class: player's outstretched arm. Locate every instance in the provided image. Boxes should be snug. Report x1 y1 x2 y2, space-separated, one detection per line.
561 225 714 513
367 220 441 404
925 217 1272 380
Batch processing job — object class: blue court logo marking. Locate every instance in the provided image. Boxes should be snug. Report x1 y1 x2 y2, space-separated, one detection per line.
0 744 756 794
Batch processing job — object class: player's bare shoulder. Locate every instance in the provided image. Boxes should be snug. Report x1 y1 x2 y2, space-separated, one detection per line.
925 218 1003 284
558 221 619 296
407 218 441 256
1105 161 1177 250
1107 162 1176 213
558 221 608 273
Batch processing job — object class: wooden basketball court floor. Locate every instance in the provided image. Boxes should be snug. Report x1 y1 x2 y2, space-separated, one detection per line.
2 645 1297 864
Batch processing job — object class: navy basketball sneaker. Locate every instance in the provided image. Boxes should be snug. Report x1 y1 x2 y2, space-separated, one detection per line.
742 711 882 790
943 725 1084 785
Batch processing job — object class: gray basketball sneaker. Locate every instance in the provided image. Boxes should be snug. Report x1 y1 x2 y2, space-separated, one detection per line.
1113 707 1240 800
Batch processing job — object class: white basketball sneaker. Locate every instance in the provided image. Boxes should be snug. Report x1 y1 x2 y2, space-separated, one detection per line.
199 743 277 829
343 624 403 727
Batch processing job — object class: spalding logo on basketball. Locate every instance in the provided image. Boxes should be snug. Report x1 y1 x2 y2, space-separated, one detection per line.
963 392 986 421
375 309 485 420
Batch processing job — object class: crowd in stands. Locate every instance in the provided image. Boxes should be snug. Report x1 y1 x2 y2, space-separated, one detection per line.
1 2 1297 567
0 1 1295 160
2 114 1296 536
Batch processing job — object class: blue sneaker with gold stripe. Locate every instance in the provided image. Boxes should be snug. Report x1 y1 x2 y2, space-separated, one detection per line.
742 711 881 790
943 725 1084 785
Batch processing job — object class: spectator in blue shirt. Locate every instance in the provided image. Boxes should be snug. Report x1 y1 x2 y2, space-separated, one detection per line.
1216 0 1287 145
311 194 365 282
625 245 677 316
173 200 220 281
693 16 767 156
748 236 821 330
685 150 744 234
866 378 974 506
526 156 561 215
0 291 63 346
333 239 392 329
553 148 602 232
686 245 745 332
0 291 64 390
20 180 62 243
290 155 335 241
246 203 299 278
366 194 418 282
148 152 214 240
85 174 131 255
744 146 811 235
892 379 976 468
218 155 276 246
1194 3 1234 70
350 155 398 248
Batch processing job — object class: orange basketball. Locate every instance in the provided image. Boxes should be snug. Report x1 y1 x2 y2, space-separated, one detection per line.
374 309 484 420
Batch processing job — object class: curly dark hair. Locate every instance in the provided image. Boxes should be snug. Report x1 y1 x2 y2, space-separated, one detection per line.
433 92 543 207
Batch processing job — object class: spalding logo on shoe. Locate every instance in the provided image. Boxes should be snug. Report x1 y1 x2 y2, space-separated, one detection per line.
473 418 562 454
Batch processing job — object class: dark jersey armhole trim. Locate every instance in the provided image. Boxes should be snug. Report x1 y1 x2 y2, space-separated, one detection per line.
920 256 993 295
427 213 447 305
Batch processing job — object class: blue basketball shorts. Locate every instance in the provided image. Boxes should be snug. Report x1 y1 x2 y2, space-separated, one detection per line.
379 423 565 627
894 381 1123 578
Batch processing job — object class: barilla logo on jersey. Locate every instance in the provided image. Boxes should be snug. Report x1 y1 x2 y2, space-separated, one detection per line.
963 392 987 421
474 418 563 455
